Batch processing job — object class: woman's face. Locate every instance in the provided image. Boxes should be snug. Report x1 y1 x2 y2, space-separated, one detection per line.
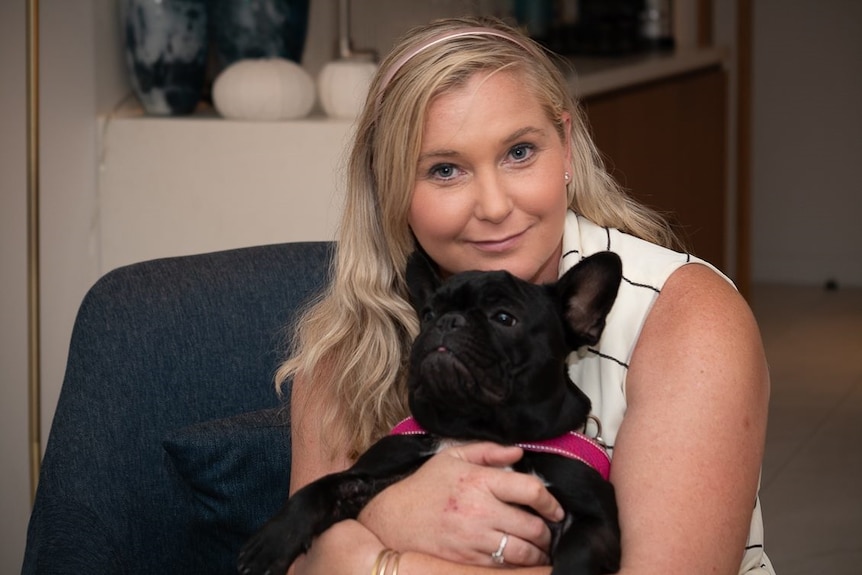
408 70 570 284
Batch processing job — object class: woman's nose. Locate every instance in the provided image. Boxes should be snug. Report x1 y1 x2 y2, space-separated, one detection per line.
473 171 513 222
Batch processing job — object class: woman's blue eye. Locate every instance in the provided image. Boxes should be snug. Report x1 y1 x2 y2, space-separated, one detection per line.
509 144 534 162
430 164 458 180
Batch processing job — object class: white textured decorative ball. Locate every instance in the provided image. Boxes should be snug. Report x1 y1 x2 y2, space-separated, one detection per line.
317 58 378 119
213 58 315 121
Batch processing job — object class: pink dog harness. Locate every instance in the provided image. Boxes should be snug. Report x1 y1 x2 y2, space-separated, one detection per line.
390 417 611 481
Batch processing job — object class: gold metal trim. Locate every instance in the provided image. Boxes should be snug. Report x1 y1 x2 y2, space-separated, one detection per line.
26 0 42 504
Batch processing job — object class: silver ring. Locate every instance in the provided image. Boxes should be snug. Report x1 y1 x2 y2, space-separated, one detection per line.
491 533 508 565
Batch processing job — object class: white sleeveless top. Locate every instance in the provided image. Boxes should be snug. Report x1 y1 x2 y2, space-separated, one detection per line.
560 212 775 574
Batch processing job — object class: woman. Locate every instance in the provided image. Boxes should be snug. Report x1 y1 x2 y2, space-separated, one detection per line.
277 16 773 575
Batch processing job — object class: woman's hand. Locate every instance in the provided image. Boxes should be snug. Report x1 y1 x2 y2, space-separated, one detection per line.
292 520 384 575
358 441 564 567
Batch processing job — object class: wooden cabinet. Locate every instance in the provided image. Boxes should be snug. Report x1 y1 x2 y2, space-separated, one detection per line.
583 66 727 270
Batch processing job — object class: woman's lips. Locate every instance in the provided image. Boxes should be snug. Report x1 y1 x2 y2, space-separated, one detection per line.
470 230 526 253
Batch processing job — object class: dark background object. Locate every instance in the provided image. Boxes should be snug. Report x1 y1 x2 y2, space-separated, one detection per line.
539 0 675 57
209 0 309 75
123 0 209 116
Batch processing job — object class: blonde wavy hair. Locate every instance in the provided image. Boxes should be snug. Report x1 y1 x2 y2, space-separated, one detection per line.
276 16 682 461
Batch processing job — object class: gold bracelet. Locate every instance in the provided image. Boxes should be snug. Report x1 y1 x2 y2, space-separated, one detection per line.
388 550 402 575
378 551 394 575
371 549 391 575
372 549 401 575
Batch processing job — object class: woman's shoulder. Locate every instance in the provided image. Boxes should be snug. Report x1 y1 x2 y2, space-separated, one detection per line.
654 262 761 355
630 261 767 398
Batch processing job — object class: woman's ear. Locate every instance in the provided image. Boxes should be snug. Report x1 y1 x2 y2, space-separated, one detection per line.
561 111 573 165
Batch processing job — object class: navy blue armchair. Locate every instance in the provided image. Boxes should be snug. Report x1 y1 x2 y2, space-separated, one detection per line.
22 241 333 574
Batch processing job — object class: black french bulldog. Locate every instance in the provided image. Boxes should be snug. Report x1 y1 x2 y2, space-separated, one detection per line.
238 251 623 575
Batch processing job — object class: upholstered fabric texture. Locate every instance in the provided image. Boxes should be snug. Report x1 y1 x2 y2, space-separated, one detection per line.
22 242 332 574
164 407 292 573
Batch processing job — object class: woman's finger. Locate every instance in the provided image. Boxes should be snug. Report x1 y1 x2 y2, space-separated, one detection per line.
484 531 550 568
489 497 554 553
488 468 565 524
445 441 524 468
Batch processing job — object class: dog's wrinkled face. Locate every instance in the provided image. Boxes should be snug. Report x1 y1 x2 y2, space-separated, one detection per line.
405 251 622 444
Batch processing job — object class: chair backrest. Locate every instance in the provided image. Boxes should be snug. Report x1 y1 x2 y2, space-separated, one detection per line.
23 241 333 574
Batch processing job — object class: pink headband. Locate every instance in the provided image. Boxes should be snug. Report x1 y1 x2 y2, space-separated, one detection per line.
374 26 534 111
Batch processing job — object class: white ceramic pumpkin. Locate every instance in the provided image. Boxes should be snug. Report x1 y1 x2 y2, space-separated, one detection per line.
213 58 315 121
317 58 378 119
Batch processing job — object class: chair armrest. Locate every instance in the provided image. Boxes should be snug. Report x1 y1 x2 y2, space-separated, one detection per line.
22 499 126 574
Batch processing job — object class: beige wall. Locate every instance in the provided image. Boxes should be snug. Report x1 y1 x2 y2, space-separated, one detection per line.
38 0 106 475
751 0 862 285
0 0 32 569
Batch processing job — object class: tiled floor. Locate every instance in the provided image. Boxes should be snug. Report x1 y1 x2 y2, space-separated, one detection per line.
750 283 862 574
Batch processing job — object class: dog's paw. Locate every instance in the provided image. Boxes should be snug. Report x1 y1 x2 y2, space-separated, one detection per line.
236 526 301 575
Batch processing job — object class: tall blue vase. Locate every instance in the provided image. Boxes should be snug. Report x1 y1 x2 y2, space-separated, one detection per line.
210 0 310 73
123 0 208 116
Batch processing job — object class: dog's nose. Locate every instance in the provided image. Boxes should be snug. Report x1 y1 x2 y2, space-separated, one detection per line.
437 312 466 331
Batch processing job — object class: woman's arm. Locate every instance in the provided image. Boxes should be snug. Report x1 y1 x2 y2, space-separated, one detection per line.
285 373 354 575
288 372 353 496
613 263 770 575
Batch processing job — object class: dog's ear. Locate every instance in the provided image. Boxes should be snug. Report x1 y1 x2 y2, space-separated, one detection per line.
405 251 442 314
555 251 623 349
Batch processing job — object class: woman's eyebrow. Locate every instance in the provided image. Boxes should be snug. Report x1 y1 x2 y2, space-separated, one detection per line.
417 148 460 163
503 126 547 144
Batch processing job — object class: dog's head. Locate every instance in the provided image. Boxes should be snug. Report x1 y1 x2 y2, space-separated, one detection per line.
405 251 622 443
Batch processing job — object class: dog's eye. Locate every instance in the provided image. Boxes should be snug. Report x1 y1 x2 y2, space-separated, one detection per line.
491 311 517 326
422 309 436 323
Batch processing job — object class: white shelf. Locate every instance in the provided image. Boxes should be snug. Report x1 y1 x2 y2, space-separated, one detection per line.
97 114 354 272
